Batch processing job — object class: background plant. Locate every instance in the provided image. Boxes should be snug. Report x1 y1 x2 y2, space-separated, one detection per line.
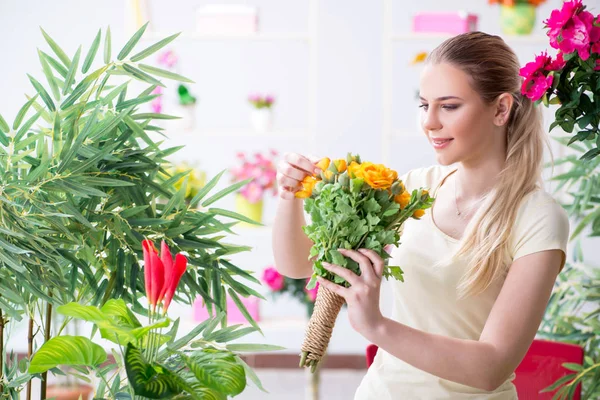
0 23 267 399
261 265 319 318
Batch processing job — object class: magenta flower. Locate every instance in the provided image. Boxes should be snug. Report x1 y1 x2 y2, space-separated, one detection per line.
544 1 598 61
240 181 264 203
158 50 178 69
230 150 278 202
151 86 163 114
519 52 564 101
265 95 275 105
263 266 285 291
304 279 319 302
595 59 600 71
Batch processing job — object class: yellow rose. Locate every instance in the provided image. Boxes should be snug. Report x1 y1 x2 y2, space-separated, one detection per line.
295 176 318 199
316 157 331 172
360 162 398 190
333 159 347 173
348 161 362 179
413 209 425 218
394 191 411 209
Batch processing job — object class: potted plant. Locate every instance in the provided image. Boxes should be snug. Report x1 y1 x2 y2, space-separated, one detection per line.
230 150 278 225
248 93 275 134
488 0 548 35
0 23 277 399
519 0 600 397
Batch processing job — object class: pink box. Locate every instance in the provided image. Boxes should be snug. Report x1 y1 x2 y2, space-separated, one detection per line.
193 295 261 324
412 12 478 35
196 5 258 35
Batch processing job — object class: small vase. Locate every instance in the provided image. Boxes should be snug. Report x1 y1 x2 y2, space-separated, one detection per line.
235 194 263 226
500 4 536 35
250 108 273 134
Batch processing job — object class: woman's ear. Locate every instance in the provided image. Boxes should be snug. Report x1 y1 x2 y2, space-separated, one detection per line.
494 93 514 127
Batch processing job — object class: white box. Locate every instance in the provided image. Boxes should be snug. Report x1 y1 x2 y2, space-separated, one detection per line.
196 4 258 35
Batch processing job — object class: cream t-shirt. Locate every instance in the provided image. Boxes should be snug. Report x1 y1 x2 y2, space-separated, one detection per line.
354 164 570 400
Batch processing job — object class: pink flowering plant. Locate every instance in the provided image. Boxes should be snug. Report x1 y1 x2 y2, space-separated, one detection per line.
230 150 278 204
262 266 319 317
519 0 600 159
248 93 275 109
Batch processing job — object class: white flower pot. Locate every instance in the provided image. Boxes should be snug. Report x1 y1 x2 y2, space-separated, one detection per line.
250 108 273 134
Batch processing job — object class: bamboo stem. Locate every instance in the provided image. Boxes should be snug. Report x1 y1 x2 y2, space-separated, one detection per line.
0 304 4 394
40 297 52 400
26 317 34 400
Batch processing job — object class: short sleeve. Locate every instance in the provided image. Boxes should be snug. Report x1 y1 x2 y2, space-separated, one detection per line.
510 193 570 271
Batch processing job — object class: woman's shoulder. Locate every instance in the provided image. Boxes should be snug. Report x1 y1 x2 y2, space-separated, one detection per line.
401 164 456 192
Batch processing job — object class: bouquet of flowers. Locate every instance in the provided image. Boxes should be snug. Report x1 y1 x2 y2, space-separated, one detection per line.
519 0 599 157
248 93 275 109
230 150 278 204
262 265 319 317
295 154 434 371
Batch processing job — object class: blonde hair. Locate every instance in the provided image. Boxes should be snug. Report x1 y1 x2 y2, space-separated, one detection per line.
427 32 551 298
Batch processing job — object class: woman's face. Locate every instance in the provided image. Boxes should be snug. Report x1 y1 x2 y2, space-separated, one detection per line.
418 62 503 167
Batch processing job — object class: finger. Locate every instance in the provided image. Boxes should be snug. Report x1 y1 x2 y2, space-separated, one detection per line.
358 249 385 278
278 161 310 182
317 276 348 299
277 172 302 189
338 249 376 281
322 262 360 286
284 153 320 175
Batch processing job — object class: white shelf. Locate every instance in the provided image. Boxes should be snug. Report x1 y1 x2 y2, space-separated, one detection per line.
391 33 549 45
144 32 311 42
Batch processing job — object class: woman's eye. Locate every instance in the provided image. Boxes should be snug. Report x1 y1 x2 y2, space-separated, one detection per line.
442 105 459 110
418 104 428 110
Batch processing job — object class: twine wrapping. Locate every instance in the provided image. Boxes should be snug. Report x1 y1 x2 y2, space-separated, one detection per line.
299 285 345 372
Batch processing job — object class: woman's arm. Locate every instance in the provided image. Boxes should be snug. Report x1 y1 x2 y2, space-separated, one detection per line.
318 248 563 391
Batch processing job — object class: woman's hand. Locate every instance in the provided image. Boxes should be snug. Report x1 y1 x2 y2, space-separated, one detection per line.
317 248 385 340
276 153 321 200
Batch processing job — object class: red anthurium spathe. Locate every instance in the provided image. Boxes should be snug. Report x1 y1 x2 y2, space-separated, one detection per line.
162 254 188 312
142 239 188 313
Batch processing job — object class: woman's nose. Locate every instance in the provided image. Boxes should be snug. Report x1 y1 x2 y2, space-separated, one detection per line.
422 108 442 132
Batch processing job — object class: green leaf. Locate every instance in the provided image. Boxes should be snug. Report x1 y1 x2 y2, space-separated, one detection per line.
562 362 584 372
122 63 164 87
138 64 195 83
40 28 71 67
63 46 81 95
27 74 55 112
12 94 39 130
29 336 106 374
40 50 67 77
234 355 267 393
227 288 261 332
82 29 101 73
37 50 61 100
14 110 42 142
225 343 286 352
130 33 180 62
184 352 246 396
104 26 112 63
118 22 148 61
202 179 251 207
125 343 181 399
190 170 226 205
208 207 262 226
0 113 9 133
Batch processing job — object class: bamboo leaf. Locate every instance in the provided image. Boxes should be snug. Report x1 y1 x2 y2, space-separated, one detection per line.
226 343 285 352
40 50 68 77
27 74 55 111
37 50 61 100
202 179 252 207
130 33 180 62
82 29 101 73
14 110 42 142
138 64 194 83
0 113 10 133
121 63 164 87
208 207 262 226
227 288 261 332
29 336 106 374
40 28 71 67
12 94 39 130
117 22 148 61
104 26 111 63
63 46 81 95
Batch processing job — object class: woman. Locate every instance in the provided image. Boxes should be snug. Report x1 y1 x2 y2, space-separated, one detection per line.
272 32 569 399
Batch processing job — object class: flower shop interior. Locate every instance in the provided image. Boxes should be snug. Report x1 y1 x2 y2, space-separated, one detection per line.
1 0 599 399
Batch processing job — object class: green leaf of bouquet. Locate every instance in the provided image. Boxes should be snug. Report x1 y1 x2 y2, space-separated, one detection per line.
183 352 246 396
62 46 81 95
12 94 39 130
130 33 180 62
104 26 112 63
40 28 71 67
82 29 101 74
125 343 181 399
138 64 194 83
201 179 251 207
29 336 106 374
118 22 148 61
27 74 55 112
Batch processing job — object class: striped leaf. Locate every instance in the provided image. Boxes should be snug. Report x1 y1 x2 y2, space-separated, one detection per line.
184 352 246 396
125 343 181 399
29 336 106 374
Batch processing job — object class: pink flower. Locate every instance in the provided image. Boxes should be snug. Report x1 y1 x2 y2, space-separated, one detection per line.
519 52 563 101
263 266 285 291
158 50 178 69
151 86 163 113
544 1 597 61
304 279 319 302
240 181 264 203
248 94 261 103
265 95 275 105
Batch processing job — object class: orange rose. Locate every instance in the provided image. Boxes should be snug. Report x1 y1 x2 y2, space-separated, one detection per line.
412 209 425 218
295 176 318 199
348 161 362 178
394 191 411 209
333 159 347 173
360 162 398 190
